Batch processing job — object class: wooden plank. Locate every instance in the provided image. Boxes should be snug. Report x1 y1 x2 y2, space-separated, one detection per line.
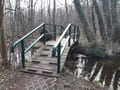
32 60 56 65
27 68 37 72
32 60 41 64
21 37 74 76
40 54 49 57
43 47 52 50
45 44 53 47
36 57 57 61
30 64 57 71
49 62 57 65
20 69 58 77
42 70 53 74
60 47 70 72
43 48 50 51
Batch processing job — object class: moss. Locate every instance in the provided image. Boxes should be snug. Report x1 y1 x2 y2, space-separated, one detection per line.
62 66 71 73
71 42 108 59
87 43 108 58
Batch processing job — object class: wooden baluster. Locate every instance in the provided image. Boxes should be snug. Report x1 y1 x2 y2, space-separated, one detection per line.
60 26 63 35
43 24 46 45
68 26 71 46
54 25 56 40
73 26 76 42
57 42 61 73
77 26 80 40
21 40 25 68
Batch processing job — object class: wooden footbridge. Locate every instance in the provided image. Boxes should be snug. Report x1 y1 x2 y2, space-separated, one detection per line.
11 23 80 76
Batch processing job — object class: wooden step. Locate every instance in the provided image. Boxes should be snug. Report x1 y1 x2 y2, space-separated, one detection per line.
32 60 41 64
35 57 57 61
49 62 57 65
31 64 57 71
42 70 53 74
47 44 54 47
27 68 37 72
43 48 50 51
40 54 48 57
20 69 58 77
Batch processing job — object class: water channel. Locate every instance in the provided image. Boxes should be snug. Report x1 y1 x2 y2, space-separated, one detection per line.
66 53 120 90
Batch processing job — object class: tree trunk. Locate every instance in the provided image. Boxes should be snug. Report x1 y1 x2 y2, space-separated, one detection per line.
15 0 21 37
0 0 8 67
102 0 113 40
92 0 108 41
65 0 69 23
53 0 56 24
47 0 51 23
111 0 118 26
91 6 97 35
73 0 94 42
29 0 34 30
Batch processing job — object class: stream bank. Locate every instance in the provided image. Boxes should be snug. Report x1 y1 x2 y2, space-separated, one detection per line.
65 43 120 90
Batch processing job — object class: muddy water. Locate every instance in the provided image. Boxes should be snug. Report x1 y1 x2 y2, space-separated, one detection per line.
66 54 120 90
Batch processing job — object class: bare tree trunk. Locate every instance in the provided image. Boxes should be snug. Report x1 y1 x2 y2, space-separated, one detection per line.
92 0 108 41
91 6 97 35
65 0 69 23
102 0 113 39
0 0 8 67
47 0 51 23
53 0 56 24
111 0 120 43
73 0 94 42
15 0 21 38
40 0 43 22
14 0 23 57
29 0 34 30
111 0 118 26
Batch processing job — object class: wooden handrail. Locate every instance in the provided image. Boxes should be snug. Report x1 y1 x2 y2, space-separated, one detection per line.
11 23 45 53
54 24 71 48
11 23 65 68
10 22 80 73
24 34 44 54
52 23 80 73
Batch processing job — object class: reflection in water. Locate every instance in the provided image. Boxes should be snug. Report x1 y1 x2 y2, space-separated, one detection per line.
66 54 120 90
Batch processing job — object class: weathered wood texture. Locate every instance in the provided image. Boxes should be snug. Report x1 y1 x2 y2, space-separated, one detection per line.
21 38 73 76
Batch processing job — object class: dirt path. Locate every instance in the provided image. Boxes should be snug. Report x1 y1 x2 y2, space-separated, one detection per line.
0 69 108 90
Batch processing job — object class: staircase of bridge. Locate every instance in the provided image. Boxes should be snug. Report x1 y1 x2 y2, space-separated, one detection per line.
11 23 80 76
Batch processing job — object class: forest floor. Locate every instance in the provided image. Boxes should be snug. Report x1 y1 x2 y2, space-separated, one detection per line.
0 69 108 90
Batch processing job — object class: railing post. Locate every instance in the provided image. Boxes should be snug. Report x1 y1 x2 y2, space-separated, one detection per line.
77 26 80 40
54 25 56 40
21 40 25 68
57 43 61 73
60 26 63 35
73 26 76 42
68 26 71 46
43 24 46 45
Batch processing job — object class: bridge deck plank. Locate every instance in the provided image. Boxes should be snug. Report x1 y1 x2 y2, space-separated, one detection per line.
21 38 74 76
